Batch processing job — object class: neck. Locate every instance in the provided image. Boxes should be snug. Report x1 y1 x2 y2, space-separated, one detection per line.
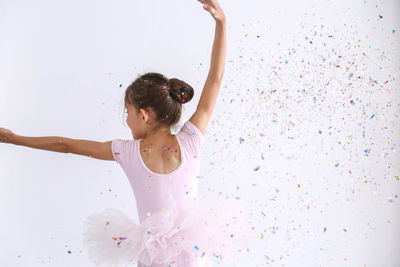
142 128 172 143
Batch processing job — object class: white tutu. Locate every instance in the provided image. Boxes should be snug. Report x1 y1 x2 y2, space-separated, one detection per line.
82 191 256 266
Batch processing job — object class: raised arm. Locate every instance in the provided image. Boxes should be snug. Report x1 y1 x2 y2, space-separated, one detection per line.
0 128 114 161
190 0 226 136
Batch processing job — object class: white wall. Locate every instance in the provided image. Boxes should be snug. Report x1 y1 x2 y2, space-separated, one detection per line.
1 0 399 266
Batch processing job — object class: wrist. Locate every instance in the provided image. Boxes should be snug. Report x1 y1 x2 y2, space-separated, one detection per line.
216 17 226 24
9 134 21 145
215 13 226 24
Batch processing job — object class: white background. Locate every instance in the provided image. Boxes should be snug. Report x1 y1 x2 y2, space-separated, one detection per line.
1 0 399 266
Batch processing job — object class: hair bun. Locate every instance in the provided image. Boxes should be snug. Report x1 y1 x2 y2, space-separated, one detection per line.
168 78 194 104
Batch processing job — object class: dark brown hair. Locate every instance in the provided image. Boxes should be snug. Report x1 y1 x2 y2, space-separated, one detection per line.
123 72 194 132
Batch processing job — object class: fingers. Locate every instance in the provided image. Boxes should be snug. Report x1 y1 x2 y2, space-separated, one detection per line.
0 134 8 142
197 0 224 21
198 0 216 5
197 0 216 10
0 127 14 143
197 0 215 14
0 127 13 138
202 5 213 15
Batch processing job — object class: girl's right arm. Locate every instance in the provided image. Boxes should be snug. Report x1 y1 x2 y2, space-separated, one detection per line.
0 127 114 161
190 0 226 136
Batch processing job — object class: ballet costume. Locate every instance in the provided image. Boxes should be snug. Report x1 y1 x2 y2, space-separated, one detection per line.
82 120 256 266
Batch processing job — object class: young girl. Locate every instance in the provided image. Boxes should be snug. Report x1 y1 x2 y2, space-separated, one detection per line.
1 0 255 266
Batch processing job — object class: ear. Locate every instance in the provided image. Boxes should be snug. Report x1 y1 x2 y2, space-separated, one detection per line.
140 108 152 123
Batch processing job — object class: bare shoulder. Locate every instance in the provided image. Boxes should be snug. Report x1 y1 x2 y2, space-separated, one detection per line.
188 108 212 137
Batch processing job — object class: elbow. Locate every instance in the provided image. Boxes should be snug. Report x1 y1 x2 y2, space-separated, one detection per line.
212 79 222 87
60 143 69 153
210 79 222 86
206 74 223 85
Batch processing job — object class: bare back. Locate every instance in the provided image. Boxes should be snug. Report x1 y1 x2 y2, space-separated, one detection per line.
138 135 182 175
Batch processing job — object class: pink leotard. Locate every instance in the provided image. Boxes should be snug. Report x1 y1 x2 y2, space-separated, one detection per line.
111 120 205 266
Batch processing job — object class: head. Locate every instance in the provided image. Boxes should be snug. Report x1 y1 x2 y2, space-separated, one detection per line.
123 72 194 140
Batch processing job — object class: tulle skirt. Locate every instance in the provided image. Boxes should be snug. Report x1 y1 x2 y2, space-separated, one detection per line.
82 191 256 266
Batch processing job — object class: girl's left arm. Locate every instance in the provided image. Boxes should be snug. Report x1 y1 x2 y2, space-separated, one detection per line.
1 130 114 161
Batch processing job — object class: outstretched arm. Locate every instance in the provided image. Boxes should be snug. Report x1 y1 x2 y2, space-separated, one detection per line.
190 0 226 136
0 128 114 161
198 0 226 83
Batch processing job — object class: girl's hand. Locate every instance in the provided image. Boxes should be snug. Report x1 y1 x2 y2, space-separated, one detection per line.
197 0 226 22
0 127 16 143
